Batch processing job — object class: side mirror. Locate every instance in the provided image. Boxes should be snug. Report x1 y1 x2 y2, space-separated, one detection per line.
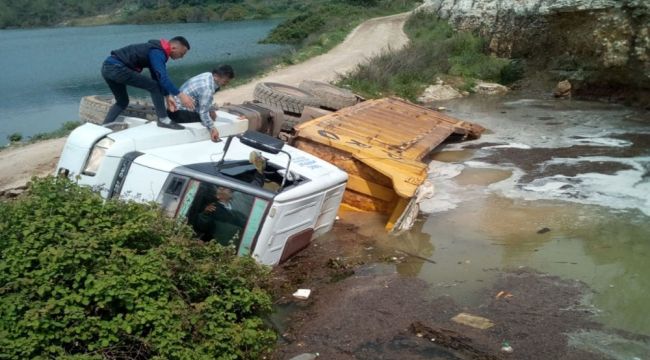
238 130 284 154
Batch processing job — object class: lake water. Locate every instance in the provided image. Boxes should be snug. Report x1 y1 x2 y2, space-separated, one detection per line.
0 21 288 145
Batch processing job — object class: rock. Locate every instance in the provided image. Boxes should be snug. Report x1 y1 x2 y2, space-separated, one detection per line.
419 0 650 93
417 84 464 102
0 185 27 199
554 80 572 98
473 82 509 95
451 312 495 330
289 354 319 360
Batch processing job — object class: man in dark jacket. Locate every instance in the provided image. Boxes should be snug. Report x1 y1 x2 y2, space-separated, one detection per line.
195 186 247 246
101 36 195 129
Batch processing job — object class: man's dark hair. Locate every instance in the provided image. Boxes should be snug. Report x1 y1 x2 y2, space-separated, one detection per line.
170 36 190 50
213 65 235 79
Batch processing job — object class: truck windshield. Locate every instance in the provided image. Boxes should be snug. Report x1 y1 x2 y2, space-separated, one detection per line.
176 179 269 256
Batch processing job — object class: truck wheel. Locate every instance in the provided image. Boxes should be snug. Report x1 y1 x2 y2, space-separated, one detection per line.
79 95 157 124
253 82 320 115
298 80 359 110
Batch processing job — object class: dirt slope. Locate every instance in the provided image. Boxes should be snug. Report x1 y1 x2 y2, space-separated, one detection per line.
0 13 410 194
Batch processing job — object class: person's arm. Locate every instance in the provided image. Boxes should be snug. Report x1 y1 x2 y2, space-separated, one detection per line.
148 49 179 96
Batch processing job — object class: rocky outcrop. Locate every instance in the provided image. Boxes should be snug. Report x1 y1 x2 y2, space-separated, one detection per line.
418 84 465 102
420 0 649 101
554 80 572 98
473 82 509 95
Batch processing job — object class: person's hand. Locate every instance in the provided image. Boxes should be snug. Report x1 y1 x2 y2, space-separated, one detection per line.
179 92 195 111
204 203 216 213
166 96 177 112
210 128 220 142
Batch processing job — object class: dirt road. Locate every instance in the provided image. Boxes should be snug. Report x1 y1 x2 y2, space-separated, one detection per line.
217 12 410 104
0 13 410 194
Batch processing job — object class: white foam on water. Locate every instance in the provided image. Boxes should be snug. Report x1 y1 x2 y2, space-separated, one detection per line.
482 142 532 149
425 96 650 216
569 136 632 147
494 156 650 216
420 161 512 214
419 161 471 214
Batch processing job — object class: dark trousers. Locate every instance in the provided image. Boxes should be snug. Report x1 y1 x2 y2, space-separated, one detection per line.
101 62 167 124
167 109 201 123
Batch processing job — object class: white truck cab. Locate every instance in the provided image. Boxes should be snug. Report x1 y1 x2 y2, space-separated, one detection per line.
56 114 347 266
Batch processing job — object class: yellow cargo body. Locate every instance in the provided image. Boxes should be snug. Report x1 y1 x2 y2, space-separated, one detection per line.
293 97 485 231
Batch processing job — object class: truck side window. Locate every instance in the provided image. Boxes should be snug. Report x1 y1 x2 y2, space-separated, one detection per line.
179 181 268 254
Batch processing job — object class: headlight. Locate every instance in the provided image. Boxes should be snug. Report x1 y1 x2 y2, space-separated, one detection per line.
82 137 114 176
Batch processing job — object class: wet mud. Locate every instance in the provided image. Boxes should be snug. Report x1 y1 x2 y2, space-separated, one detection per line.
268 222 646 360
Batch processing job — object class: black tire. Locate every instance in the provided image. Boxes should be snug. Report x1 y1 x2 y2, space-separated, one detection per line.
253 82 320 115
282 113 303 131
79 95 156 124
298 80 358 110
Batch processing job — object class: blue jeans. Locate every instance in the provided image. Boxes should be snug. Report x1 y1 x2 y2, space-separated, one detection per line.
101 61 167 124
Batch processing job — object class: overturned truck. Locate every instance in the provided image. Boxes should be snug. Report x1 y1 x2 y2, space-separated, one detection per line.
70 85 484 262
291 97 485 231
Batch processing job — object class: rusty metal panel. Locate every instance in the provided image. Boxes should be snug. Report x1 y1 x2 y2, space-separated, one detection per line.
294 97 485 199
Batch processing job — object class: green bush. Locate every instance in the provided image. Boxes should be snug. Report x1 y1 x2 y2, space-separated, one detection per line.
0 177 275 359
262 12 327 44
7 132 22 143
500 59 526 84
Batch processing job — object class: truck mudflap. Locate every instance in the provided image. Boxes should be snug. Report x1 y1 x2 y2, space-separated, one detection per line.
293 97 485 232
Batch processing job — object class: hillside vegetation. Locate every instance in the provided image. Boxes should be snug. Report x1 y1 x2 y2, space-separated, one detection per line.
0 0 414 29
340 10 521 100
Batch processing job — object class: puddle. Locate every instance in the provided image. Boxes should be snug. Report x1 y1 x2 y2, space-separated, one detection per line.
452 167 512 186
429 149 476 163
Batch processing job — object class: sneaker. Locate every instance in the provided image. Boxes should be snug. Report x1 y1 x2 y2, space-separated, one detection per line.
157 120 185 130
249 151 266 174
103 122 128 131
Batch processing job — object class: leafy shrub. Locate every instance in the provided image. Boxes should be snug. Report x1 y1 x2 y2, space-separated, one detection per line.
262 12 327 44
7 132 22 143
500 59 526 84
0 177 275 359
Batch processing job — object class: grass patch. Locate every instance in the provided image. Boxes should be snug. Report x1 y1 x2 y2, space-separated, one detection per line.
28 121 81 142
3 121 81 151
339 10 517 101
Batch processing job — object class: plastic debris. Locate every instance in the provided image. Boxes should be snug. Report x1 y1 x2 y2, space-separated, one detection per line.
292 289 311 300
501 341 513 353
451 313 495 330
288 353 319 360
495 290 514 299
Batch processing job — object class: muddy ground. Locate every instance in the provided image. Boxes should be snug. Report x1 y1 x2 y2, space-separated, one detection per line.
267 221 648 360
